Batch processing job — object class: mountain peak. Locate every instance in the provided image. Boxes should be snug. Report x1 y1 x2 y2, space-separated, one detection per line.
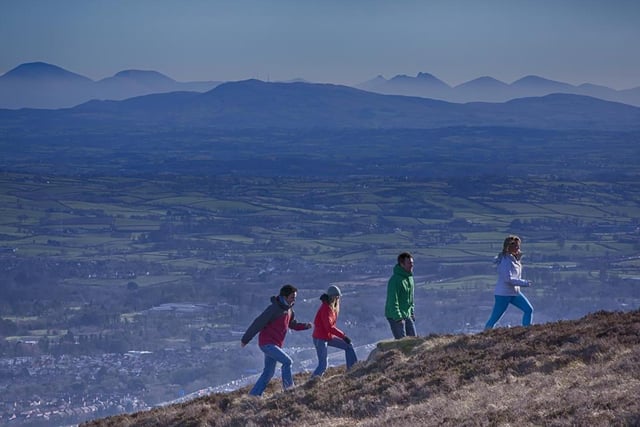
2 62 92 82
388 72 450 89
416 71 438 80
111 69 175 83
369 74 387 83
511 75 574 89
456 76 509 89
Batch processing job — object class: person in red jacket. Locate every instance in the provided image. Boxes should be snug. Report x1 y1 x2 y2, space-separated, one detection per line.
310 285 357 377
241 284 312 396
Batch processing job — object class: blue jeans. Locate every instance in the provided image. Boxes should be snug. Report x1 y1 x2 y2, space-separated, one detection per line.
311 337 358 377
387 316 416 339
485 294 533 329
249 344 294 396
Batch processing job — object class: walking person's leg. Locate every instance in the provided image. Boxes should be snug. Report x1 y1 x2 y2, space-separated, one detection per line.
387 318 406 339
404 316 417 337
485 295 511 329
261 344 295 390
312 338 329 377
327 337 358 369
249 347 277 396
511 293 534 326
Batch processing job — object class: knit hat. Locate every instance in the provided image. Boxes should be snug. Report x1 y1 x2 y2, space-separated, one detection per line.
327 285 342 297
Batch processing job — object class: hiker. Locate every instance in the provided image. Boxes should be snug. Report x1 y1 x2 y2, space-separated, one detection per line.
385 252 416 339
241 284 312 396
310 285 357 377
485 235 534 329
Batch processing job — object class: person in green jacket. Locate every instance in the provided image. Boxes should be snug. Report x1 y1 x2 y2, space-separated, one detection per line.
385 252 416 339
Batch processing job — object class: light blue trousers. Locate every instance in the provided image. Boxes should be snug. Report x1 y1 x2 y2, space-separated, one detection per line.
311 337 357 377
485 294 533 329
249 344 294 396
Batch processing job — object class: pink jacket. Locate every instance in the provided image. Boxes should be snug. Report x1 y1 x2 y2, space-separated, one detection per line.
312 301 345 341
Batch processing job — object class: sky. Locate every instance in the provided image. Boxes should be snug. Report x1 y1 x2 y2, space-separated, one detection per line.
1 0 639 89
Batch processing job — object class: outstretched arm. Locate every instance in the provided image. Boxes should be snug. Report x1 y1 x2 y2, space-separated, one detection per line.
241 305 276 344
289 310 312 331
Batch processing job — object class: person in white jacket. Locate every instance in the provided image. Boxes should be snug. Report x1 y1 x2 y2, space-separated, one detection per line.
485 235 533 329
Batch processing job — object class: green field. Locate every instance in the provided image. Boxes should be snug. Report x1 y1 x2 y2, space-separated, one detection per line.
1 172 637 292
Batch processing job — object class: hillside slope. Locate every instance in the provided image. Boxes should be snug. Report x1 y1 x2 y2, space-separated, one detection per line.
82 309 640 426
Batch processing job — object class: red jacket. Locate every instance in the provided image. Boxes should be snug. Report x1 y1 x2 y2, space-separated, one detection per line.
312 301 345 341
242 296 309 348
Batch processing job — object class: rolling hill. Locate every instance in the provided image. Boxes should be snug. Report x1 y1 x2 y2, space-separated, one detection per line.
80 309 640 426
0 62 221 109
2 79 640 131
2 61 639 112
357 72 640 106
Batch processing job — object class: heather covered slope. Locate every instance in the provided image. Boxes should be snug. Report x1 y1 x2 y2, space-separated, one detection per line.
82 310 640 427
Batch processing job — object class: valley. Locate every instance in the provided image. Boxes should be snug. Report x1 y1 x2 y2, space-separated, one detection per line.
0 126 638 425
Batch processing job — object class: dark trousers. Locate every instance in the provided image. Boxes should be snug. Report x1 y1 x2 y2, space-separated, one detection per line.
387 316 416 339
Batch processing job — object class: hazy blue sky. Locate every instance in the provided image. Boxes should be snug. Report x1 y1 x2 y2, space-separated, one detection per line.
1 0 639 89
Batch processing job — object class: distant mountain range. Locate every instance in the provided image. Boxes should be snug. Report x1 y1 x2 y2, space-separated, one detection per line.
1 78 639 132
0 62 221 109
356 72 640 107
1 62 640 111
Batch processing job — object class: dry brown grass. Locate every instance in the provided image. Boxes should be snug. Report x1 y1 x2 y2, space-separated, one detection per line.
81 310 640 427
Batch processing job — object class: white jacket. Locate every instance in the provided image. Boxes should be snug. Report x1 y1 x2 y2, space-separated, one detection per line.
494 253 531 296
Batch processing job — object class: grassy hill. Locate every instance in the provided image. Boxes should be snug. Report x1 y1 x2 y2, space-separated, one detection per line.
81 309 640 426
3 80 640 131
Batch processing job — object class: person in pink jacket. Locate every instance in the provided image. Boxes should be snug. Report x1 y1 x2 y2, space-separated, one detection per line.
310 285 357 377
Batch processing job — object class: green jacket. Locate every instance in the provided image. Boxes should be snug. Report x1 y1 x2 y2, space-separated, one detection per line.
385 263 415 320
